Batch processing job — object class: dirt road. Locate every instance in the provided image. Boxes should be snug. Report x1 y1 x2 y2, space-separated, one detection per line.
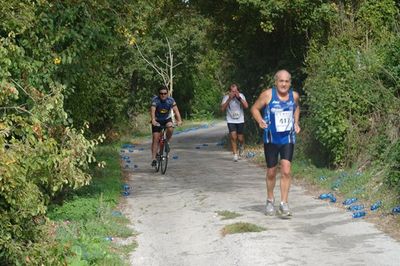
122 122 400 266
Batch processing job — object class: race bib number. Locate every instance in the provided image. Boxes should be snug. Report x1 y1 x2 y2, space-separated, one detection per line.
231 111 240 119
275 111 293 132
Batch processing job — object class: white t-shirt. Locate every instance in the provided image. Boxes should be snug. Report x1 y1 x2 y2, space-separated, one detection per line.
221 93 246 124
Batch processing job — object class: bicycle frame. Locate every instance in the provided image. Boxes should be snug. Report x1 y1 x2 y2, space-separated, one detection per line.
155 125 171 174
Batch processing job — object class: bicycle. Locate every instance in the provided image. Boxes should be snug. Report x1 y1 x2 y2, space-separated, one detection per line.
154 125 171 174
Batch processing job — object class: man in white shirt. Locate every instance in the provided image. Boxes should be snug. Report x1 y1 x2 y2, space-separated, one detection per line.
221 84 249 161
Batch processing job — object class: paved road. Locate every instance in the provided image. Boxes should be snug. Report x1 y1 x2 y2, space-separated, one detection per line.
122 122 400 266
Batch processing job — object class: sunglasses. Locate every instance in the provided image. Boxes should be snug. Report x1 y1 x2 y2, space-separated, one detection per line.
159 92 168 95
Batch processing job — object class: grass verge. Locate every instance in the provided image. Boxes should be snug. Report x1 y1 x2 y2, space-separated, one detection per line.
291 160 400 213
291 160 400 240
47 144 136 265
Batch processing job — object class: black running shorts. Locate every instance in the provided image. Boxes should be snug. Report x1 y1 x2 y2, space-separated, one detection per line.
227 123 244 134
264 143 294 168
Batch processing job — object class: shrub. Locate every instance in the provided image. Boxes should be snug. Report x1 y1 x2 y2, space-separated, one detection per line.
304 12 400 166
386 140 400 192
0 83 101 264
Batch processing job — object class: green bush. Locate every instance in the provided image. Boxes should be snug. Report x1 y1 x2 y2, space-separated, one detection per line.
386 140 400 192
1 0 134 262
304 1 400 166
0 82 101 264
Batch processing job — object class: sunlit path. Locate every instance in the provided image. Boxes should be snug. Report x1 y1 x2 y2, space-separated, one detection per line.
123 122 400 266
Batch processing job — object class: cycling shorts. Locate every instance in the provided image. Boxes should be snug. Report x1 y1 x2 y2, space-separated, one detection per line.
152 118 173 133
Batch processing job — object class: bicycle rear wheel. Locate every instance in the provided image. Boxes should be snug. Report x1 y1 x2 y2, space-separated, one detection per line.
160 142 169 174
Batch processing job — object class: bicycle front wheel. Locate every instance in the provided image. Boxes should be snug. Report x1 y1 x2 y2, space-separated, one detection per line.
160 142 169 174
155 153 161 172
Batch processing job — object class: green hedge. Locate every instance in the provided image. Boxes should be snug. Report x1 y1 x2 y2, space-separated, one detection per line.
303 0 400 192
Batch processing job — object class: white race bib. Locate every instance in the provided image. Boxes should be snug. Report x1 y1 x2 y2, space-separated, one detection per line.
275 111 293 132
231 111 240 119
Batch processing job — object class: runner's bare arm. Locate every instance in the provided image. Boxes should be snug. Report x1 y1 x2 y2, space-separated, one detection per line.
294 91 301 133
239 94 249 109
251 89 271 129
220 93 233 112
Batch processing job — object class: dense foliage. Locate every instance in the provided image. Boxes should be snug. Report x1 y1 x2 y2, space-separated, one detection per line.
0 80 101 263
0 0 115 263
191 0 335 95
1 0 399 263
303 0 400 176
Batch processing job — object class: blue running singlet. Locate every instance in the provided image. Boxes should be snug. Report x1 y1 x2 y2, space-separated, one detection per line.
263 88 297 144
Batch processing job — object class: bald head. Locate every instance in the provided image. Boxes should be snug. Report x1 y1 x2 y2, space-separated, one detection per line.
274 70 291 82
274 69 291 93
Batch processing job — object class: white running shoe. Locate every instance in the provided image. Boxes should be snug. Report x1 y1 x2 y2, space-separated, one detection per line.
265 199 275 216
279 202 292 217
233 154 238 162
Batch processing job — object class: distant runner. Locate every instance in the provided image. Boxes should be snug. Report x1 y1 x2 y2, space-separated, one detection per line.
221 84 249 162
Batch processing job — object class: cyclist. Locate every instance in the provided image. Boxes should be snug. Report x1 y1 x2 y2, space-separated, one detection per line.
150 86 182 167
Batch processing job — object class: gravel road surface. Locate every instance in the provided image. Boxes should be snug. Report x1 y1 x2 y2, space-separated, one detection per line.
122 122 400 266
